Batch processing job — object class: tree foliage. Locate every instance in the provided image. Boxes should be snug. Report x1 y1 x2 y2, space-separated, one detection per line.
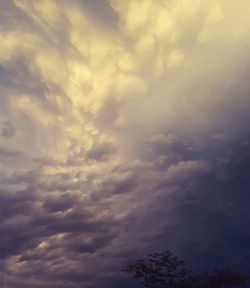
122 250 246 288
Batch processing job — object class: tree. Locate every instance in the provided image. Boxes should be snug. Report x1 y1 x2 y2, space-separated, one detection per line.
122 250 246 288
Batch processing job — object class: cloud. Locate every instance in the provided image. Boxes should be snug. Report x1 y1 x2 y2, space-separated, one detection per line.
0 146 24 158
0 120 16 138
166 160 210 181
86 141 116 161
0 0 250 287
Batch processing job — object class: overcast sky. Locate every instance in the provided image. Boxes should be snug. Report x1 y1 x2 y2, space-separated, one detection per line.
0 0 250 287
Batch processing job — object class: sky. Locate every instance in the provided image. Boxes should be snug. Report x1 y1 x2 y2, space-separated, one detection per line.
0 0 250 287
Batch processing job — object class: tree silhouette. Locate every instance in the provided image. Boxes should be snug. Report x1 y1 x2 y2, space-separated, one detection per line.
122 250 246 288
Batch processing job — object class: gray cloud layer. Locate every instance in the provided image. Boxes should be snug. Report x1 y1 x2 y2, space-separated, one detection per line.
0 0 250 287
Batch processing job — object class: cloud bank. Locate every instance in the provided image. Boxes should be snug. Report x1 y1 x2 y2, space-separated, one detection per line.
0 0 250 287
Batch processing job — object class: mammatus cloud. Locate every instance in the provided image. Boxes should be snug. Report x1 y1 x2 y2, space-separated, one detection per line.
0 0 250 287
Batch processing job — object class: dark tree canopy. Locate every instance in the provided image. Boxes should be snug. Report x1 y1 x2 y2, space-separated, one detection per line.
122 250 246 288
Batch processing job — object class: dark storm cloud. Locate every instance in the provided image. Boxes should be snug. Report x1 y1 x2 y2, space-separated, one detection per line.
86 141 116 161
0 188 37 261
94 136 250 286
0 0 31 30
1 128 249 288
0 188 35 220
0 146 24 158
0 60 48 99
148 137 250 274
0 161 148 287
0 120 16 138
0 171 135 286
94 97 121 130
91 170 136 199
0 58 63 121
0 0 250 288
73 0 118 28
43 193 79 212
0 170 39 185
